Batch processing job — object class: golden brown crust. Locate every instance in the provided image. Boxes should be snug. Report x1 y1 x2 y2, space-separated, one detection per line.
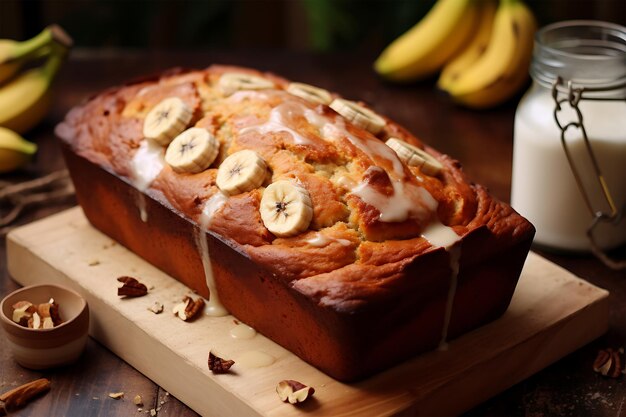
55 65 534 293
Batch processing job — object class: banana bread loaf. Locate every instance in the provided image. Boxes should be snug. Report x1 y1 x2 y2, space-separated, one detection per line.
56 65 534 381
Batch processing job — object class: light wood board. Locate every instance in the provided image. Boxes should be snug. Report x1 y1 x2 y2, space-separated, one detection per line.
6 207 609 417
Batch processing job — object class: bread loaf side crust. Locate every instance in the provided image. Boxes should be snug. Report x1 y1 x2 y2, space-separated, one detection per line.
56 65 535 381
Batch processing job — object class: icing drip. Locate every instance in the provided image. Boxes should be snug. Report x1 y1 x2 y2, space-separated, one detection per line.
130 139 165 222
305 233 352 247
229 323 257 340
195 192 229 317
240 101 313 145
136 193 148 223
437 245 461 351
421 220 462 351
227 89 293 103
421 221 461 249
351 167 437 223
236 351 275 368
307 112 405 179
131 140 164 192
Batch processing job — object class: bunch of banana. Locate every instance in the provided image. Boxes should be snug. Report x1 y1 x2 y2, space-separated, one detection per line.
0 25 72 173
374 0 537 109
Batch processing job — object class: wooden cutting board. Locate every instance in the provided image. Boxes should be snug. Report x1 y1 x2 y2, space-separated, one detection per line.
6 207 609 417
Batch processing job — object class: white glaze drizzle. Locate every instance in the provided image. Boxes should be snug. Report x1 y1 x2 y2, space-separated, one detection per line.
351 166 437 223
130 139 165 222
240 101 313 145
236 350 276 368
305 233 352 247
136 193 148 223
229 323 257 340
421 221 463 351
195 192 229 317
227 89 294 103
227 90 269 103
131 139 165 192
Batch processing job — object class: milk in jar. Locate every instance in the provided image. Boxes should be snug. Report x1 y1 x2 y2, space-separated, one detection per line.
511 20 626 251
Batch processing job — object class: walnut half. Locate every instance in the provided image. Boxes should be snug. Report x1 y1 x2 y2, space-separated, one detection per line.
276 380 315 404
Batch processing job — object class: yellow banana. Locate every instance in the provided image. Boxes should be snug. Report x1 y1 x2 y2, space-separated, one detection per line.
0 25 71 85
441 0 537 109
0 47 65 134
0 126 37 173
374 0 480 82
437 0 498 90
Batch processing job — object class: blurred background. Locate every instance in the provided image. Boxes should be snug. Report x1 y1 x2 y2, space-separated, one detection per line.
1 0 625 52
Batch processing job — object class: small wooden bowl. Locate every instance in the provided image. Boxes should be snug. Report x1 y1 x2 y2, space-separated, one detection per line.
0 284 89 369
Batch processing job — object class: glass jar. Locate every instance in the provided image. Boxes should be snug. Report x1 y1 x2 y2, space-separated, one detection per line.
511 20 626 257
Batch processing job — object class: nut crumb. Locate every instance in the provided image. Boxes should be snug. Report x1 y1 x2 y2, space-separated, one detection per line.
148 301 164 314
108 392 124 399
133 394 143 406
150 409 157 416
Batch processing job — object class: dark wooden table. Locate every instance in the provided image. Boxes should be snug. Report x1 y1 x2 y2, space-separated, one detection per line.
1 50 624 417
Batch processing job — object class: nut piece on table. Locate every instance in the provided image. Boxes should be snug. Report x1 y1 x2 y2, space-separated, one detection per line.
147 301 164 314
11 301 36 326
133 394 143 406
208 351 235 374
108 392 124 400
172 296 204 321
593 347 624 378
276 380 315 404
117 276 148 298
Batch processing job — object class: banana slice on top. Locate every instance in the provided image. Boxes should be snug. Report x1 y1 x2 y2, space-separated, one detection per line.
386 137 444 176
218 72 275 96
143 97 193 146
329 98 386 135
216 150 268 195
260 180 313 237
287 82 332 105
165 127 219 174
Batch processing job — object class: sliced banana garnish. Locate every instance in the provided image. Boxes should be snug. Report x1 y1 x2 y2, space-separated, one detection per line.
329 98 386 135
216 150 268 195
218 72 275 96
165 127 219 174
386 137 444 176
286 82 332 105
143 97 193 146
260 180 313 237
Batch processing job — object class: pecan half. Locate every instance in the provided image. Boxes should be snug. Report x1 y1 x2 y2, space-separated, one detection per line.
276 380 315 404
0 378 51 415
208 351 235 374
593 348 624 378
172 296 204 321
117 276 148 297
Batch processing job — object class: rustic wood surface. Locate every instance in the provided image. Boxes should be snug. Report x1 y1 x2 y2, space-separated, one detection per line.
1 50 625 416
6 208 610 416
